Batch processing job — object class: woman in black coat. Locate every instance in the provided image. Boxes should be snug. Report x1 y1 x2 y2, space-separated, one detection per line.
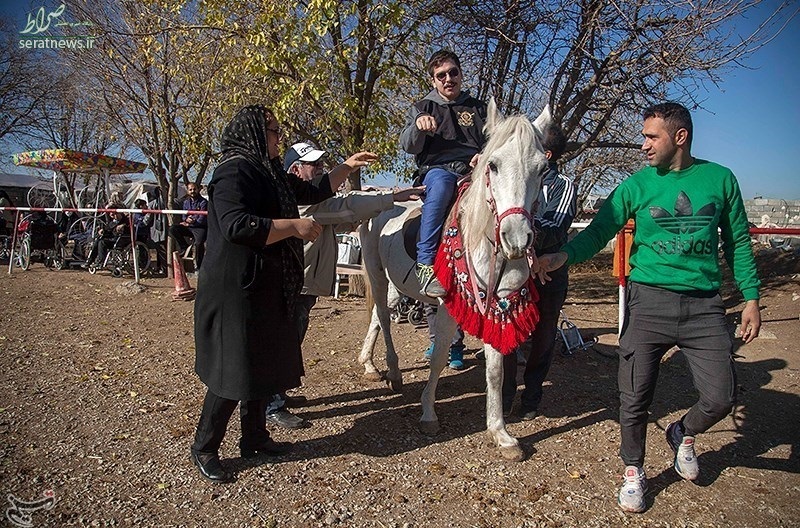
190 106 343 483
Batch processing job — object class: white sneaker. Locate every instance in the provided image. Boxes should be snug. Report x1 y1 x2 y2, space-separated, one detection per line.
618 465 648 513
666 421 699 481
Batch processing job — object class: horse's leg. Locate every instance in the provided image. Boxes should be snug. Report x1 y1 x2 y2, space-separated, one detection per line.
485 345 525 461
378 284 405 391
358 305 383 382
420 304 457 434
358 226 391 384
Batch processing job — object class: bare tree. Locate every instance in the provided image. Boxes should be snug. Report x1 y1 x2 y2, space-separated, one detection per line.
0 19 50 143
438 0 797 212
12 71 117 155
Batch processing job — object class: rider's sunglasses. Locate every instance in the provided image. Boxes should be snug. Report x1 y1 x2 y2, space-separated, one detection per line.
434 67 460 82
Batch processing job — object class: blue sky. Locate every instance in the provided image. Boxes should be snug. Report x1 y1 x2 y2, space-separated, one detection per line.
2 1 798 200
689 5 800 200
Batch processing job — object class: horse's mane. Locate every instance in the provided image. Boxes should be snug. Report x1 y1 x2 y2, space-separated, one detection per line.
459 113 540 253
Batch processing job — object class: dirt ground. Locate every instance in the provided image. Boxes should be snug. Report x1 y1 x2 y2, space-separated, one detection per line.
0 249 798 527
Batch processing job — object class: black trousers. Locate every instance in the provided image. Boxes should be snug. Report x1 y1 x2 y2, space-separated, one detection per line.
617 282 735 466
501 279 568 413
191 389 270 455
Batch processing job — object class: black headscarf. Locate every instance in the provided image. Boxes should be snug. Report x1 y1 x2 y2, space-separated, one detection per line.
218 105 304 315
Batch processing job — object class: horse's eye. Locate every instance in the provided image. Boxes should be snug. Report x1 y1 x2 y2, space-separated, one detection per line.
488 161 498 173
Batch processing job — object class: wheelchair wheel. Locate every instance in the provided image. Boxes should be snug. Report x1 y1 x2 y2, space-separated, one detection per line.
591 339 617 359
45 242 66 270
66 216 100 261
17 237 31 270
0 236 10 261
111 267 123 278
87 264 98 274
396 298 412 317
122 241 151 275
408 306 426 327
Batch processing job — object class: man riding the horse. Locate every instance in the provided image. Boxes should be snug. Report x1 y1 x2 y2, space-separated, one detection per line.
400 49 487 298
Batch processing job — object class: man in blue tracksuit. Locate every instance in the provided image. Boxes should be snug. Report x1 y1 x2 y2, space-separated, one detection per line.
501 123 577 420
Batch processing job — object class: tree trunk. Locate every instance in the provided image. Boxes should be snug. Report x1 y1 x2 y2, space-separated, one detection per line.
348 274 366 297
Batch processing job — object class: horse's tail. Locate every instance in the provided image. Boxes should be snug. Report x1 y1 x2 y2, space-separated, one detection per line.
363 260 374 318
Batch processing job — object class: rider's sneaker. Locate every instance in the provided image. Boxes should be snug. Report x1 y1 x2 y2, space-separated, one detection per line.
666 421 699 481
618 465 648 513
416 263 445 298
423 342 434 360
448 344 465 370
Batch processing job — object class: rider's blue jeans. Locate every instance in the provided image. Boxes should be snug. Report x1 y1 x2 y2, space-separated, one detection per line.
417 167 459 265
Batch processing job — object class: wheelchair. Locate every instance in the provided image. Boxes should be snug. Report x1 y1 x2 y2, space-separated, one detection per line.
1 213 63 271
87 234 151 277
389 295 427 326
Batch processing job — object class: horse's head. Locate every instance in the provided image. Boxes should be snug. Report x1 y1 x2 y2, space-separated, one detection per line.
462 99 553 260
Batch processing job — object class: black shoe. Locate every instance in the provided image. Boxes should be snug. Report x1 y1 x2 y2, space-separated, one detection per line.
191 452 232 483
266 409 309 429
240 438 293 459
516 407 538 421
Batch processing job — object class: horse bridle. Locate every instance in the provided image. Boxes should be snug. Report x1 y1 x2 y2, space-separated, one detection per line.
461 164 538 316
484 164 537 247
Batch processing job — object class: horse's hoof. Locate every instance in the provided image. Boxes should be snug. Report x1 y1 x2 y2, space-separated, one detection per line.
363 371 383 382
386 377 403 393
419 420 440 435
498 444 525 462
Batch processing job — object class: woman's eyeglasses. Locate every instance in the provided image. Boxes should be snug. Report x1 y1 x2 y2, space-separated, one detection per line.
434 67 460 82
266 126 283 137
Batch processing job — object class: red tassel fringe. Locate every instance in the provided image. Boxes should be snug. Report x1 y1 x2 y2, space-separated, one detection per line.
434 242 540 355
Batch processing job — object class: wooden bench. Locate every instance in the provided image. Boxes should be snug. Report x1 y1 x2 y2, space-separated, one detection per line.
334 263 364 298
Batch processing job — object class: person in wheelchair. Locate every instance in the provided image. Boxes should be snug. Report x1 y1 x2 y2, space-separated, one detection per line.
0 190 14 237
86 209 129 269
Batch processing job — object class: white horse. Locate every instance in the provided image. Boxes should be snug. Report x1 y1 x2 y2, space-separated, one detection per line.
358 100 552 460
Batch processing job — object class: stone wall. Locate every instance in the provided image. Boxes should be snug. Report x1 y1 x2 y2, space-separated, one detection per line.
744 199 800 227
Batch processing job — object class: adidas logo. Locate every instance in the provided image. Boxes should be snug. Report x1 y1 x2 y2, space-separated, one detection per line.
649 191 716 234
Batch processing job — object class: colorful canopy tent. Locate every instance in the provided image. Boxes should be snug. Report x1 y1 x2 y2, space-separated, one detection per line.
12 149 147 175
12 149 148 210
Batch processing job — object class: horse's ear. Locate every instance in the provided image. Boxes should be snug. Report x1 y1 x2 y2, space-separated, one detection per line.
532 105 552 136
485 97 502 134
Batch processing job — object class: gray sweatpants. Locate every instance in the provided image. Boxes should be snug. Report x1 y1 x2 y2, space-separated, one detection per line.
617 282 736 467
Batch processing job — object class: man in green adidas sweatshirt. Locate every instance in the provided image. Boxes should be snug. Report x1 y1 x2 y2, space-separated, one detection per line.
538 102 761 514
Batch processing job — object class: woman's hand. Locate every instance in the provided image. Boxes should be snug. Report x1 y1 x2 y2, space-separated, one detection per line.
292 218 322 242
267 218 321 245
